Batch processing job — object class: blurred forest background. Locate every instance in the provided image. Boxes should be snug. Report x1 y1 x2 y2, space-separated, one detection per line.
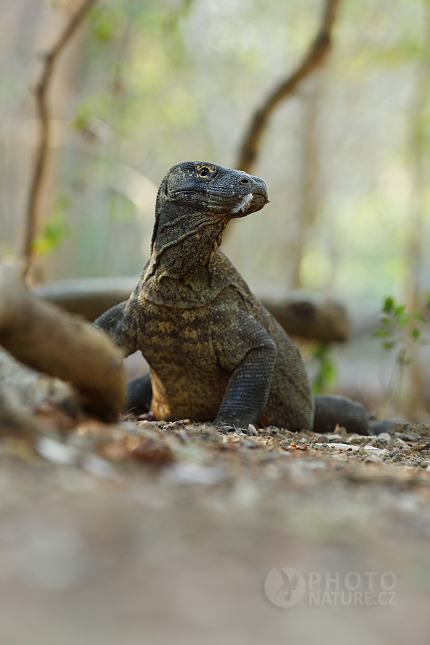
1 0 430 413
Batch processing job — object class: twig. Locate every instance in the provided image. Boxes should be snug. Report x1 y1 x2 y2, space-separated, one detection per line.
25 0 99 275
236 0 341 173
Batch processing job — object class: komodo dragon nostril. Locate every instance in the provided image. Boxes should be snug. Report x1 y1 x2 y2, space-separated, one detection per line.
240 178 249 184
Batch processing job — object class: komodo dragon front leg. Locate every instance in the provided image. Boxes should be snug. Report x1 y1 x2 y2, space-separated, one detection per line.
214 346 277 428
94 300 137 356
94 298 155 414
212 311 278 428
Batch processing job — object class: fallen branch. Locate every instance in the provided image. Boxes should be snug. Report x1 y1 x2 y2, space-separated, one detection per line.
258 287 349 343
25 0 99 271
33 277 350 343
236 0 341 173
0 264 125 421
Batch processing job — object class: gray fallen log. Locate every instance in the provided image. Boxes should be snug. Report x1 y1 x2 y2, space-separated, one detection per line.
33 277 350 343
256 286 350 343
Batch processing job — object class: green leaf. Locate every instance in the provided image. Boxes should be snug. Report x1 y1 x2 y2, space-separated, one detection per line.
396 312 410 326
31 195 72 256
380 315 392 326
310 342 337 394
394 305 410 325
374 328 391 338
382 296 395 313
398 355 411 366
72 104 92 132
88 7 118 42
411 327 421 340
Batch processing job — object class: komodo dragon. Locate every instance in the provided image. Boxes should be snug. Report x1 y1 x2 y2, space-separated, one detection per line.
94 161 370 435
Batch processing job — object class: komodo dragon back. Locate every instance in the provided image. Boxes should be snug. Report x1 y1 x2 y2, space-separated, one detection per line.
94 161 370 435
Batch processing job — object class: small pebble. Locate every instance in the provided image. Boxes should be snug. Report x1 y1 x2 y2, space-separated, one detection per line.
81 454 115 479
178 429 190 443
136 421 157 431
172 420 185 428
394 437 409 447
36 437 78 465
242 440 257 449
365 454 383 464
377 433 392 442
137 412 154 421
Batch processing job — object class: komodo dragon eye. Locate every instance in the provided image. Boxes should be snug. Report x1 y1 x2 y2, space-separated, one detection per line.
197 165 215 178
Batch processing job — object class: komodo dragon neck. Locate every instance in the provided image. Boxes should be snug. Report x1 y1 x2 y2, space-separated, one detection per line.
138 161 269 308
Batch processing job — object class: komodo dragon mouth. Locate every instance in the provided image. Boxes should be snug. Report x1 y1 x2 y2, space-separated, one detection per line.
231 192 268 216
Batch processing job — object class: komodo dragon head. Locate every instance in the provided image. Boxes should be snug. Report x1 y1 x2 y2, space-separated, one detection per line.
149 161 269 277
160 160 268 215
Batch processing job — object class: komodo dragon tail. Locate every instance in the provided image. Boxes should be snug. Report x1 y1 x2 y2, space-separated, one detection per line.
313 394 371 435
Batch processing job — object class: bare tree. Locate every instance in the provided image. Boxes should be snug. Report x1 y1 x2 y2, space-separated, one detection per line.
236 0 341 174
291 70 327 288
25 0 99 277
403 3 430 414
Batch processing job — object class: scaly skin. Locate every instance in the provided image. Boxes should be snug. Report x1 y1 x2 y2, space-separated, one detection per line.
95 161 369 433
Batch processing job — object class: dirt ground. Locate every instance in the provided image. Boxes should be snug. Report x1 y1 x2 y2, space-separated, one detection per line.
1 413 430 645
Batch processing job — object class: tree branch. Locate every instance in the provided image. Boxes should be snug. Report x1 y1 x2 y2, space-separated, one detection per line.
25 0 99 272
236 0 341 173
0 264 126 421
